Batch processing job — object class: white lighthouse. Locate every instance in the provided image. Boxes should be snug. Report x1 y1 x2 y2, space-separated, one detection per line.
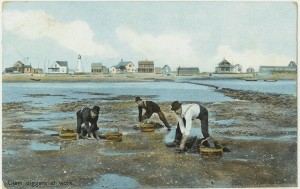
75 55 84 73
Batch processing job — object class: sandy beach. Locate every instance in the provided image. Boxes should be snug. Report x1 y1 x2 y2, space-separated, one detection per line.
2 77 297 188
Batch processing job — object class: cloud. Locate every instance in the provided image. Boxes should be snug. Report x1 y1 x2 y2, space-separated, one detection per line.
211 45 293 72
116 26 202 69
3 10 118 58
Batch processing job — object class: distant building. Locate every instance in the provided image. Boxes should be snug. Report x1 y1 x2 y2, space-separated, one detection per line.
5 61 39 74
177 67 199 75
91 63 108 74
246 67 255 73
259 61 297 72
162 65 171 75
24 65 34 74
48 61 68 74
215 58 235 74
138 60 154 73
233 64 243 73
111 59 135 74
75 55 84 73
155 67 163 74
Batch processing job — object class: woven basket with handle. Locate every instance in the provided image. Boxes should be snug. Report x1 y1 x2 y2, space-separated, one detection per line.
140 123 155 132
59 127 77 140
199 137 223 158
104 126 123 142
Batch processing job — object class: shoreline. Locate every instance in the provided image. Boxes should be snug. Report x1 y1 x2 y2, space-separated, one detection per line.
2 72 297 83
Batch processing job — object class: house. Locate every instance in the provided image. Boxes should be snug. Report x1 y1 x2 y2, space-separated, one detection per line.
5 61 34 74
13 61 25 73
110 59 135 74
48 61 68 74
24 65 34 74
259 61 297 72
162 65 171 75
91 63 109 74
155 67 163 74
215 58 235 73
247 67 255 73
233 64 243 73
138 60 154 73
177 67 199 75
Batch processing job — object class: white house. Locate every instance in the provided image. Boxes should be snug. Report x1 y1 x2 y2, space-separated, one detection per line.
48 61 68 74
233 64 243 73
110 59 135 74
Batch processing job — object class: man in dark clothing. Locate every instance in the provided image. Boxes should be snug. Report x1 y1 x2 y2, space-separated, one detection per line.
135 97 171 131
76 105 100 139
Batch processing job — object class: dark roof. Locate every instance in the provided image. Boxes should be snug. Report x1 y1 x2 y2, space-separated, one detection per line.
14 61 24 65
24 65 32 68
289 61 297 67
91 63 103 67
138 61 154 65
56 61 68 67
162 65 170 69
218 59 232 66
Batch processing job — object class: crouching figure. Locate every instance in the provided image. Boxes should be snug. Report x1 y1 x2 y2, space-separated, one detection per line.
76 106 100 139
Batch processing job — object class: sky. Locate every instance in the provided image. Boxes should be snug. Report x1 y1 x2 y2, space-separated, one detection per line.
2 1 297 73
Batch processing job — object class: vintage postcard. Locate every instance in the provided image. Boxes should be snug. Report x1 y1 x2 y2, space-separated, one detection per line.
2 1 297 188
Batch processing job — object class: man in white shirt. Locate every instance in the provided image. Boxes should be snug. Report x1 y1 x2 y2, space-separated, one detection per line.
168 101 210 151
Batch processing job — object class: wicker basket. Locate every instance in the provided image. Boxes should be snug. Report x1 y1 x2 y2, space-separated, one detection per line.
104 126 123 142
140 123 155 132
59 128 77 140
199 138 223 159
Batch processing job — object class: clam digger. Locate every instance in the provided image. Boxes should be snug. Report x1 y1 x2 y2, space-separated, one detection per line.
166 101 211 152
135 97 172 131
76 106 100 139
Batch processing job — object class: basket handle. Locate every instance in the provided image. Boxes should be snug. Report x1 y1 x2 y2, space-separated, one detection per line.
114 126 120 133
200 137 211 148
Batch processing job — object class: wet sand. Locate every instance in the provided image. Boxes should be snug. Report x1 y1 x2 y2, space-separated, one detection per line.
2 86 297 188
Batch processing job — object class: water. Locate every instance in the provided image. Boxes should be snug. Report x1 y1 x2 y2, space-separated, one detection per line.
29 141 61 151
90 174 139 189
2 150 17 155
182 79 296 95
99 149 141 156
2 81 235 106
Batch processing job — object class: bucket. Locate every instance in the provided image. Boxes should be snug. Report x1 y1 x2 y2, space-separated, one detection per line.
104 126 123 142
199 138 223 159
140 123 155 132
59 127 77 140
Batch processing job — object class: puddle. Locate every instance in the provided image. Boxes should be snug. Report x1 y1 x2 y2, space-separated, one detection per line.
100 117 119 123
22 111 73 120
29 141 61 151
213 119 236 126
99 149 140 156
22 120 56 129
41 129 58 135
223 135 297 142
90 174 139 189
164 128 203 143
2 150 17 155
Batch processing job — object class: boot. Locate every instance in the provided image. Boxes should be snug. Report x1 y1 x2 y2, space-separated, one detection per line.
165 140 180 147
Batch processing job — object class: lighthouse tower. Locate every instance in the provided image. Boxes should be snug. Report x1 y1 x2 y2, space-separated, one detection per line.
75 55 84 73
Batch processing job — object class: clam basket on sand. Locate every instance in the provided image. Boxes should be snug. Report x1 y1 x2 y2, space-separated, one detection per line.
59 127 77 140
140 122 156 132
199 138 223 159
104 126 123 142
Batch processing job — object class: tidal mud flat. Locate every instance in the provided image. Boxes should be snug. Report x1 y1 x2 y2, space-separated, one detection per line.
2 87 297 188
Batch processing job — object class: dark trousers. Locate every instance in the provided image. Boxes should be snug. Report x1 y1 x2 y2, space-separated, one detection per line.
174 105 209 142
143 111 170 128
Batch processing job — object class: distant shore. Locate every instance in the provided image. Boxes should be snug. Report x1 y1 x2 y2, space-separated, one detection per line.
2 72 296 83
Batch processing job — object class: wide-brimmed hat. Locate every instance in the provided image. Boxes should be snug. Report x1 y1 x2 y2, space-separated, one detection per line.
171 101 182 111
135 97 142 102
